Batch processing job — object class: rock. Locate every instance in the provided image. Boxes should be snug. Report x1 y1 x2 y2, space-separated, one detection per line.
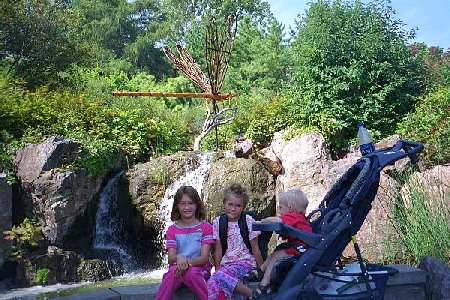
271 131 335 212
419 256 450 300
127 151 204 226
13 136 81 184
234 140 253 158
401 165 450 206
13 136 120 243
77 259 122 282
31 169 104 243
0 173 12 268
202 157 276 220
257 147 282 176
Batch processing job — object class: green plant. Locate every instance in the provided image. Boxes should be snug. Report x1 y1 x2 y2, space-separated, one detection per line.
3 218 43 259
288 0 425 152
35 268 50 285
147 161 171 186
398 86 450 165
383 169 450 265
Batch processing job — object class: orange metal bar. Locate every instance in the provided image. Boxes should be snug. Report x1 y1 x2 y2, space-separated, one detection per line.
112 91 239 101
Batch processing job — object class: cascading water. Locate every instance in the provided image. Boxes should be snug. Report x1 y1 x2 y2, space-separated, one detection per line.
0 153 216 299
93 171 135 271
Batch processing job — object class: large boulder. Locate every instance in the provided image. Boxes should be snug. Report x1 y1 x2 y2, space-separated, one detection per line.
126 151 216 261
271 132 351 212
267 132 427 262
127 151 277 253
127 151 204 223
203 157 277 220
30 169 104 243
13 136 81 184
13 136 119 243
419 256 450 300
0 172 12 268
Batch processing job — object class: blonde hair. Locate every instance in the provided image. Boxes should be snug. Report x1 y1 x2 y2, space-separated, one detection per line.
222 183 249 209
279 188 309 213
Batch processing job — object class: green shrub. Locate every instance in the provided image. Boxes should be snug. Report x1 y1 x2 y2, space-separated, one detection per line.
398 86 450 165
35 268 50 285
3 218 43 259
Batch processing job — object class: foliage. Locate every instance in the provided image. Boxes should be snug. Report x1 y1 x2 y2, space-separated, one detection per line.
35 268 50 285
287 0 425 151
397 87 450 165
3 218 43 259
0 0 88 89
410 44 450 91
223 16 289 95
383 169 450 265
0 73 194 177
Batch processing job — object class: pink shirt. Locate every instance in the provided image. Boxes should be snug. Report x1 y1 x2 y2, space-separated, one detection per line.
212 214 260 266
166 221 214 259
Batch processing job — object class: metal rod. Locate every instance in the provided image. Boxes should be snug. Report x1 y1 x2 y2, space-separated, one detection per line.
112 91 239 101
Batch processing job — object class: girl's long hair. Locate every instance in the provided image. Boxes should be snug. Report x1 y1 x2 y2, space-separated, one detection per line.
171 185 206 221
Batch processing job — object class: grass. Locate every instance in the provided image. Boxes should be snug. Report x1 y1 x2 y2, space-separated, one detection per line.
383 166 450 266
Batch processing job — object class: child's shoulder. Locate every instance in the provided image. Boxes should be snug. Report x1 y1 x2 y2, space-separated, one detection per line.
198 220 213 228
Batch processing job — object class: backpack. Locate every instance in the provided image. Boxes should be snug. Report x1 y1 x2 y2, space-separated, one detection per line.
218 212 270 259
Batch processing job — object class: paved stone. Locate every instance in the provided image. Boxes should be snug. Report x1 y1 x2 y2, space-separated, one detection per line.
55 288 120 300
53 264 427 300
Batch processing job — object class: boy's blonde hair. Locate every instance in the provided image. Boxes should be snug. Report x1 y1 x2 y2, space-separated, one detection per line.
279 188 309 213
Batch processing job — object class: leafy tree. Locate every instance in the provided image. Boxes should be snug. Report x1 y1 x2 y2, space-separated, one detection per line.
223 16 289 94
67 0 174 78
0 0 88 89
409 44 450 91
288 0 425 150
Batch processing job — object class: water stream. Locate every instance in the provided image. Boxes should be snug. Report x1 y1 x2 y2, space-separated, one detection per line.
0 152 214 299
92 171 137 271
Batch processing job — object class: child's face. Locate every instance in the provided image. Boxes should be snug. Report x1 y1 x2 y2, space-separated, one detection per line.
279 200 290 215
178 194 197 221
224 195 244 222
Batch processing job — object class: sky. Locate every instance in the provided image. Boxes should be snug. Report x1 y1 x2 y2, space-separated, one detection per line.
266 0 450 49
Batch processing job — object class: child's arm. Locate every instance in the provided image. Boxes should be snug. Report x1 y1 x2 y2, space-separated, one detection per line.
187 243 212 267
260 216 282 223
250 237 264 266
167 248 178 265
214 239 223 270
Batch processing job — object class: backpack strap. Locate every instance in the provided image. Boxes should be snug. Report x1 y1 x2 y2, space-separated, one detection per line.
219 213 228 255
218 212 253 256
239 212 253 254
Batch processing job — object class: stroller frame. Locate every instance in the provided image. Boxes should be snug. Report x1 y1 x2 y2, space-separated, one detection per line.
253 140 423 300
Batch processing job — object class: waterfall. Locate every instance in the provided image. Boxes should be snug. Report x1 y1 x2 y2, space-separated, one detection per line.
159 152 213 238
93 171 135 271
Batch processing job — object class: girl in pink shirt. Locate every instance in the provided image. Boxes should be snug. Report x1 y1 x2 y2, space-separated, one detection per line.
155 186 214 300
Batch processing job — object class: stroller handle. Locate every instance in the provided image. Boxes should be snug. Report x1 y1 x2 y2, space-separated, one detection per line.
394 140 423 164
373 139 424 169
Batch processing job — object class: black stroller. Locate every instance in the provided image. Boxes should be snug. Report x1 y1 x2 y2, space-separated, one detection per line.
253 140 423 299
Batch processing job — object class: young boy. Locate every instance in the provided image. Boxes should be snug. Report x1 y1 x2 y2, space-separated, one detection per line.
242 188 312 297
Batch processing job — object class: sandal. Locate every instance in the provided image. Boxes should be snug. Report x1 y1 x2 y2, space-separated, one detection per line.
243 267 264 283
250 283 275 299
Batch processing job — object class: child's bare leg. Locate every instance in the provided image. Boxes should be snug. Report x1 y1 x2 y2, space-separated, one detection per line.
234 281 253 298
260 250 288 286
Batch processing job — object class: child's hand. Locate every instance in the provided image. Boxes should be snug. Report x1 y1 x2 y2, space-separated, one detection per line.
175 255 189 276
260 216 282 223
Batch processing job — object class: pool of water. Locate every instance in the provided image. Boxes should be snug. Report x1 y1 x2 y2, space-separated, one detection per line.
0 269 165 300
